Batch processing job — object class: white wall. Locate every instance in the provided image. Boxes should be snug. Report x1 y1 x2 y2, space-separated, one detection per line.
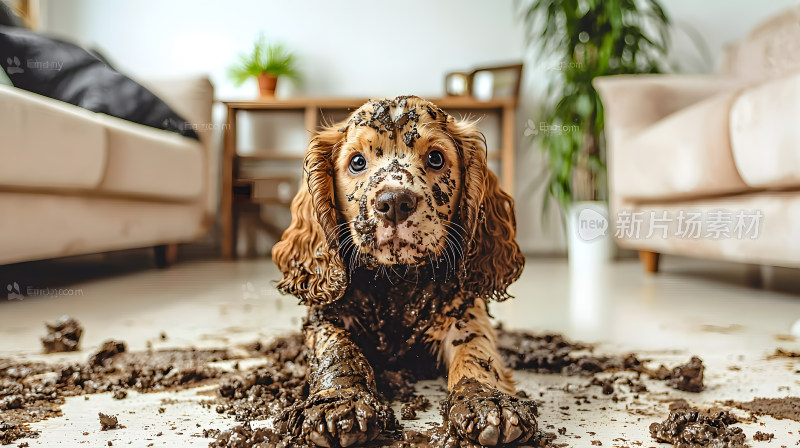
40 0 799 253
41 0 526 99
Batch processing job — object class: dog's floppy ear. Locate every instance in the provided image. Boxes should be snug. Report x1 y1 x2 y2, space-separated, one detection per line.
272 126 347 306
450 119 524 301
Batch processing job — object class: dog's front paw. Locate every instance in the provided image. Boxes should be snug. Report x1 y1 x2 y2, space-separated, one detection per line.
277 386 395 447
442 377 538 446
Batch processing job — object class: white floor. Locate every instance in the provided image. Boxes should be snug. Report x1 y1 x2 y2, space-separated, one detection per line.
2 254 800 447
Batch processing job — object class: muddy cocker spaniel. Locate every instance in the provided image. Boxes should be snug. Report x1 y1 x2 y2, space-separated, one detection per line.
272 96 536 447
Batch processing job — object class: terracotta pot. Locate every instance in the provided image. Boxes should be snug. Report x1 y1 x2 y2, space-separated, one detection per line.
257 74 278 98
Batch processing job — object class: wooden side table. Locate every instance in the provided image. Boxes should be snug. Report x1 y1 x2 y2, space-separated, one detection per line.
220 97 517 259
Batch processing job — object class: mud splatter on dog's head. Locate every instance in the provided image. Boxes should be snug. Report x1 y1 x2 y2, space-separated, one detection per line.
332 96 462 266
272 96 524 305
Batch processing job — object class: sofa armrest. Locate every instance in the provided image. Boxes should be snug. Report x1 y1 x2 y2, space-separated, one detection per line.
594 75 750 211
0 85 107 190
593 75 747 135
140 77 214 148
140 76 218 216
730 71 800 188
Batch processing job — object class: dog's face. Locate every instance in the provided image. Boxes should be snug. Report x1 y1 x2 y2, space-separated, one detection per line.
273 95 524 306
332 97 462 265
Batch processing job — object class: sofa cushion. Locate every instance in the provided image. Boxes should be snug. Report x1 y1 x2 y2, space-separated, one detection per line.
611 192 800 268
721 7 800 82
613 91 751 201
96 115 205 201
730 73 800 190
0 192 207 265
0 25 198 139
0 85 107 190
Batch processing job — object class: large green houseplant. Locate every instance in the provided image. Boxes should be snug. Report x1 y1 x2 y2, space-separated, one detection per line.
521 0 671 213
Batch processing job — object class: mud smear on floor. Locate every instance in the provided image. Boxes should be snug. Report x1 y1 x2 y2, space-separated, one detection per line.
0 337 239 445
727 397 800 422
769 348 800 359
2 328 716 447
496 330 705 392
207 330 710 448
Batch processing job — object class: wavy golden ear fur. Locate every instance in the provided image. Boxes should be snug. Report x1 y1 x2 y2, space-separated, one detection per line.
272 126 347 306
450 119 525 301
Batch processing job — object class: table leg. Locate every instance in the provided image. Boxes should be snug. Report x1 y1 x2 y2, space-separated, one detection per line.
221 108 237 259
501 105 515 196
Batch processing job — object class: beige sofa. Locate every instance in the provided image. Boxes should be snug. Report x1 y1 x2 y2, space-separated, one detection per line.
0 77 217 265
594 7 800 272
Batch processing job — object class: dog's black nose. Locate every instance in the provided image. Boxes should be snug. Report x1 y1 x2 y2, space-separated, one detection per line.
374 189 418 224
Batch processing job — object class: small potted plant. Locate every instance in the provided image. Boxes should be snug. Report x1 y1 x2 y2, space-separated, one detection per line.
229 35 300 98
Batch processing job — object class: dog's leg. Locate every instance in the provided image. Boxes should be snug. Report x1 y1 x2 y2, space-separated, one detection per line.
278 319 394 447
430 297 538 446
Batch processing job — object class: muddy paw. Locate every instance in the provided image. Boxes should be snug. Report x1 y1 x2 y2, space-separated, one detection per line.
277 387 395 447
442 377 538 446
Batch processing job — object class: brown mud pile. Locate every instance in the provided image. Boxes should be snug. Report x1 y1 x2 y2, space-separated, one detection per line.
41 315 83 354
98 412 120 431
649 403 747 448
0 422 37 445
752 431 773 441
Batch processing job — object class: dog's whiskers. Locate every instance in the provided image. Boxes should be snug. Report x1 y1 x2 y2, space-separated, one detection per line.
444 220 468 238
326 222 351 246
434 239 453 278
443 225 466 263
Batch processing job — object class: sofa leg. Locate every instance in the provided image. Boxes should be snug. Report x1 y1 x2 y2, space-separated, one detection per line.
154 244 179 268
638 250 660 273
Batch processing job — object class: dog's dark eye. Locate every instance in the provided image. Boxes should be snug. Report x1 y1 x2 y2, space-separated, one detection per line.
349 154 367 173
427 150 445 170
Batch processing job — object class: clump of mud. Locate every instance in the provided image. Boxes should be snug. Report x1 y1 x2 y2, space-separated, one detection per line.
98 412 119 431
0 422 37 445
752 431 773 441
41 316 83 353
209 421 298 448
656 356 705 393
400 395 430 420
649 405 746 448
90 340 126 366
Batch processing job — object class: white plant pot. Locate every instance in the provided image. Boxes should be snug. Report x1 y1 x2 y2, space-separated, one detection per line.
565 201 614 340
566 201 613 270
